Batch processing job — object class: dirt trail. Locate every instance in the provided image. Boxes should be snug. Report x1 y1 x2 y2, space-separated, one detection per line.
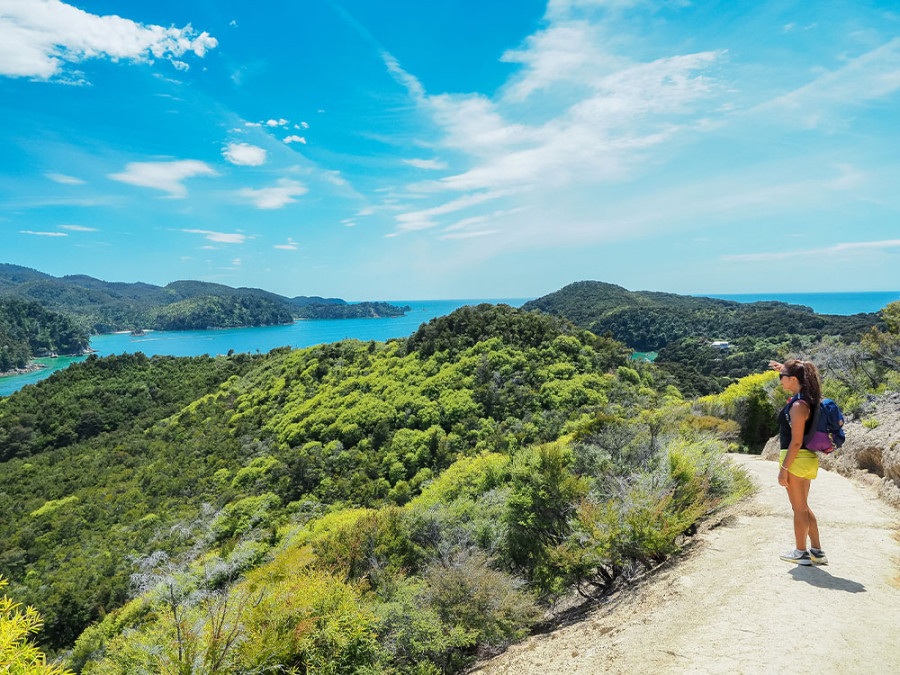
473 454 900 674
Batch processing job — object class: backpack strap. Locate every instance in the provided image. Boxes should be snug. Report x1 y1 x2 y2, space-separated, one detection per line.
784 394 818 447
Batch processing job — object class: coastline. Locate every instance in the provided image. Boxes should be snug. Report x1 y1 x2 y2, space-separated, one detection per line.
0 362 47 379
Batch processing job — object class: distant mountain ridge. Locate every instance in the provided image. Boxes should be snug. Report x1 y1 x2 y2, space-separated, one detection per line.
0 263 407 333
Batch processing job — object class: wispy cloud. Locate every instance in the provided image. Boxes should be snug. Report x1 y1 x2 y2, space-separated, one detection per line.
60 224 98 231
283 135 306 144
223 142 266 166
753 37 900 129
723 239 900 263
274 237 299 250
20 230 67 236
109 160 218 197
394 190 517 232
439 230 497 240
45 172 85 184
181 229 248 244
237 178 307 209
380 15 723 244
403 158 448 170
0 0 217 80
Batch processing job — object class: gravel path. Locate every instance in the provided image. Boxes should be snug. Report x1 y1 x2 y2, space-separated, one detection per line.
472 454 900 674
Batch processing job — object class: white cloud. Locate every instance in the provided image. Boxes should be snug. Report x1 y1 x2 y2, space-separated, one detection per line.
404 158 448 170
0 0 217 80
181 229 248 244
754 37 900 128
60 224 98 231
383 35 720 199
300 121 309 129
265 118 289 127
45 172 85 184
231 258 242 266
245 121 261 127
237 178 307 209
439 230 497 240
223 142 267 166
723 239 900 263
109 160 218 197
283 135 306 144
323 171 348 187
357 206 375 216
20 230 67 236
274 237 298 250
395 190 515 231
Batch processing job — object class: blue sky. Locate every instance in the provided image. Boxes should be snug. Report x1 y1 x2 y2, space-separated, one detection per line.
1 0 898 300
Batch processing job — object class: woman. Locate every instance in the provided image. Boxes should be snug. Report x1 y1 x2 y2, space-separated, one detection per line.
768 358 828 566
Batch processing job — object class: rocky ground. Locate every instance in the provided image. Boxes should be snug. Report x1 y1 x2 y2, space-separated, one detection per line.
471 453 900 674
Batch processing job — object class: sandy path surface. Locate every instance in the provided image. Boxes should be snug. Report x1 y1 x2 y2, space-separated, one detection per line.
472 454 900 674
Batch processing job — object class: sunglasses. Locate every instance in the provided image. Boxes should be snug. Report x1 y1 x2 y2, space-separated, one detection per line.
779 372 790 379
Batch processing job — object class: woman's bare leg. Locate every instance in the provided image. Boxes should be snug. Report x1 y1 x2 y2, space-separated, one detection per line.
785 474 812 550
802 478 821 549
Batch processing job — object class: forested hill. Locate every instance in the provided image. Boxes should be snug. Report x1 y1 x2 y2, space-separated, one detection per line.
523 281 881 394
0 303 755 671
0 263 408 333
0 298 89 372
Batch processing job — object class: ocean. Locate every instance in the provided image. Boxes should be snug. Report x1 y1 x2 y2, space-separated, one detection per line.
2 291 897 397
708 291 900 316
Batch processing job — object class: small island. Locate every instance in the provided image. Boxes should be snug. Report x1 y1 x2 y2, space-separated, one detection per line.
295 301 411 320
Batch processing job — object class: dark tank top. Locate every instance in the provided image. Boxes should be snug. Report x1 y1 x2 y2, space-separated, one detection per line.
778 393 815 450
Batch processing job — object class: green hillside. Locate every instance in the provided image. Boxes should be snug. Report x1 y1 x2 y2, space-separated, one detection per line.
5 300 895 672
0 304 753 672
0 264 407 333
523 281 881 394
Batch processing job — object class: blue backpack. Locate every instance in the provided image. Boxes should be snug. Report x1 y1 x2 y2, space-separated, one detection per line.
786 395 845 454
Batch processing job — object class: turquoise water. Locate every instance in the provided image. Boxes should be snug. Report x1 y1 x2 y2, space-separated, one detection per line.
709 291 900 315
2 291 897 397
0 299 526 397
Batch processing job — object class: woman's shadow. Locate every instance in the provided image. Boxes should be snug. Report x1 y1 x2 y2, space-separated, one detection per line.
788 566 866 593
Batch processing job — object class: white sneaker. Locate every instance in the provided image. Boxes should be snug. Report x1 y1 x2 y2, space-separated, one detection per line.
780 549 812 565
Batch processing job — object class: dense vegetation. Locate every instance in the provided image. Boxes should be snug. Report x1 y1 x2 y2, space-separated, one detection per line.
0 298 89 372
0 263 407 334
0 576 72 674
149 295 294 330
523 281 880 394
3 299 895 673
0 304 752 672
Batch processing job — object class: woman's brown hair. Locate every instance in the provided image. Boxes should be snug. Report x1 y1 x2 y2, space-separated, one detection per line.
782 358 822 408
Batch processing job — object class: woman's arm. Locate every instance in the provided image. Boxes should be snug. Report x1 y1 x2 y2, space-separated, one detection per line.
779 399 809 486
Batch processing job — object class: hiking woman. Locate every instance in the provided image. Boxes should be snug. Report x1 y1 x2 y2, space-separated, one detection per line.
767 358 827 566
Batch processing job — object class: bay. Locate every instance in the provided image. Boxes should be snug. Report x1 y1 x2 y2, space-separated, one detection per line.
0 299 526 397
2 291 897 398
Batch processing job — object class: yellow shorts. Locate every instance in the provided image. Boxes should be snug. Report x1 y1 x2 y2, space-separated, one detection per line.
780 449 818 480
